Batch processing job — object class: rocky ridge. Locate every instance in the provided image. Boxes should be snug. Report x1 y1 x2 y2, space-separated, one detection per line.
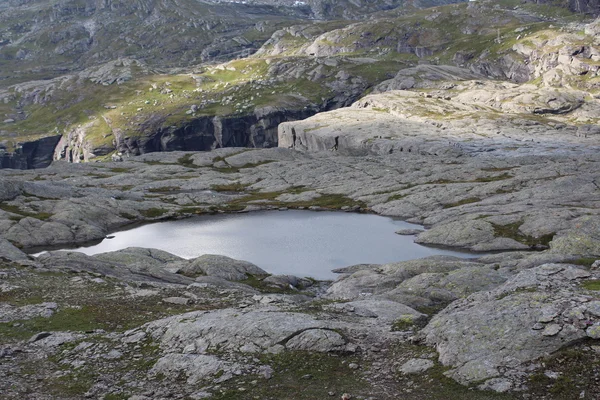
0 129 599 397
2 1 598 169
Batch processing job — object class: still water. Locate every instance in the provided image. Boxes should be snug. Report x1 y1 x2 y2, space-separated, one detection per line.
64 210 480 280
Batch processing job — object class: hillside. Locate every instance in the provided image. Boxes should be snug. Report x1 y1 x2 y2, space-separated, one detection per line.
0 0 598 168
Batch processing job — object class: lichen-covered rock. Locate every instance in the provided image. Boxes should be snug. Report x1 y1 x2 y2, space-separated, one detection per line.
179 254 268 281
0 302 58 323
144 308 353 354
422 263 597 386
0 238 29 262
325 257 504 310
399 358 435 375
149 354 246 385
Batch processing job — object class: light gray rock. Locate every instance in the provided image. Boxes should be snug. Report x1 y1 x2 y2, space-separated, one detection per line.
149 353 244 385
478 378 513 393
180 254 268 281
326 257 488 302
395 229 424 235
0 302 58 323
162 297 190 306
285 329 347 352
338 300 425 323
144 308 353 354
36 250 194 285
262 274 313 289
0 238 29 261
423 264 598 385
399 358 435 374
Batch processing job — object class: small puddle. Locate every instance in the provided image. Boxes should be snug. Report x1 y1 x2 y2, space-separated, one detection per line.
46 210 483 280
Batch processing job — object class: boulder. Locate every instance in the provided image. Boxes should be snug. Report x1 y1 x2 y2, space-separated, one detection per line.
0 238 30 262
180 254 268 281
422 264 598 386
144 308 351 354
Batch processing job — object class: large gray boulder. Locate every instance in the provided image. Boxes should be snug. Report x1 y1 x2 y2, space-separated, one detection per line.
180 254 268 281
36 249 194 286
422 263 599 387
144 308 351 355
325 256 493 302
0 238 30 262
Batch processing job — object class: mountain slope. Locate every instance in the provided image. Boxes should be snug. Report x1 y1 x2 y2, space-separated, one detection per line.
0 0 598 168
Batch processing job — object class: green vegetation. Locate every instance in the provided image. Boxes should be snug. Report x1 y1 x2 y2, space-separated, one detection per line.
443 197 481 209
211 182 250 192
491 221 555 248
527 345 599 399
581 280 600 291
569 258 597 268
212 351 366 400
391 315 427 331
177 154 197 168
0 202 53 221
139 208 168 218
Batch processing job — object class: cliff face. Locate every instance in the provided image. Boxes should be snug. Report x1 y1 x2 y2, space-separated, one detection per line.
1 0 597 169
54 107 319 161
0 135 62 169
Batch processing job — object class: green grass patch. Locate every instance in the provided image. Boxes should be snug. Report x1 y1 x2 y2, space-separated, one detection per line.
570 258 597 268
139 208 168 218
211 182 250 192
213 351 366 400
581 280 600 291
0 202 52 221
443 197 481 209
491 221 554 248
177 153 198 168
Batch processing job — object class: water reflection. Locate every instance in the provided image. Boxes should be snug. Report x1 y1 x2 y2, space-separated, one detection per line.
63 210 481 279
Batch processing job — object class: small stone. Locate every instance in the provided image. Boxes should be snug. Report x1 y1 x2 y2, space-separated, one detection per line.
162 297 190 305
542 323 562 336
348 363 359 370
328 392 336 397
395 229 425 235
532 323 545 330
399 358 434 374
301 374 312 380
544 370 560 379
104 350 123 360
585 301 600 317
586 322 600 339
478 378 513 393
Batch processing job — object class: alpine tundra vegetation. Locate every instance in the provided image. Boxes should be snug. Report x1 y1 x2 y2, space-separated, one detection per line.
1 0 600 399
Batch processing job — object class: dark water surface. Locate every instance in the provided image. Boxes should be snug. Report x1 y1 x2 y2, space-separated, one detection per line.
63 210 481 279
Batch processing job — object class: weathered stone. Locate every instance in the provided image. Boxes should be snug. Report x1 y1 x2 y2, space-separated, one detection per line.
423 264 596 385
399 358 434 374
180 254 268 281
162 297 190 306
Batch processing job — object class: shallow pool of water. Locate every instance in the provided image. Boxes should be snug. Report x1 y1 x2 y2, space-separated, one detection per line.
59 210 482 279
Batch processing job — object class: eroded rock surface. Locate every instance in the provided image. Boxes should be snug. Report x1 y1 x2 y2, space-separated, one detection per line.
423 263 599 387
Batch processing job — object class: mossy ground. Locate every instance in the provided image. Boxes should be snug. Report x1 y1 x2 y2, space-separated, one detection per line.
0 264 228 343
492 221 555 248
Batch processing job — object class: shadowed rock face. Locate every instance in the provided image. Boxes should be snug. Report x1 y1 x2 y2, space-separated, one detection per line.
113 108 318 156
0 135 62 169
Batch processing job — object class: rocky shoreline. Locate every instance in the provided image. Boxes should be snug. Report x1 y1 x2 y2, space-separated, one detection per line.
0 137 599 399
